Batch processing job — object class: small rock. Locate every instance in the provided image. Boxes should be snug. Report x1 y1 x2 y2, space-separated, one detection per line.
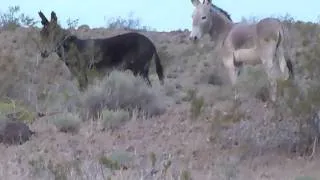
0 121 35 145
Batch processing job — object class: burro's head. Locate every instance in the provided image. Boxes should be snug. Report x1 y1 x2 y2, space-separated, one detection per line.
38 11 68 58
189 0 213 43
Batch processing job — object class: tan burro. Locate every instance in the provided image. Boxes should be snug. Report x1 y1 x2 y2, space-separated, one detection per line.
189 0 294 102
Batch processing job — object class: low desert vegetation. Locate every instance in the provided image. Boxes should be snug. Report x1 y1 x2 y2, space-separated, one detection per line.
52 112 81 133
101 109 130 131
105 12 154 31
189 91 205 120
81 70 166 119
1 4 320 179
0 6 37 30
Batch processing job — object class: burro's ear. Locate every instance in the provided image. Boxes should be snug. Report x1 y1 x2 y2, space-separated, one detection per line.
191 0 200 7
51 11 58 24
38 11 49 26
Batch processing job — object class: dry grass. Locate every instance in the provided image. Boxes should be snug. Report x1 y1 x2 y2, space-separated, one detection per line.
1 8 320 179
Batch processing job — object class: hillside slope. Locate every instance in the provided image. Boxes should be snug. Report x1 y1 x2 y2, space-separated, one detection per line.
0 20 320 180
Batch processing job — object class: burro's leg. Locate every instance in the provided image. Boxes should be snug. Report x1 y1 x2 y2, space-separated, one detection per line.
223 53 238 85
273 31 290 81
259 40 280 103
223 51 239 100
277 45 290 80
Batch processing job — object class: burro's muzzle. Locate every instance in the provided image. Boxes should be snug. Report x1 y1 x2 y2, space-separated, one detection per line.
189 35 199 42
40 50 49 58
189 26 202 43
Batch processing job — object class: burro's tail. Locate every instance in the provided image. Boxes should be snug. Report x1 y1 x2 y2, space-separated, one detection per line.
276 27 294 80
153 50 164 85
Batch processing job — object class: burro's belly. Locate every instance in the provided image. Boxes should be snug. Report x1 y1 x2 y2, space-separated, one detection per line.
234 48 261 66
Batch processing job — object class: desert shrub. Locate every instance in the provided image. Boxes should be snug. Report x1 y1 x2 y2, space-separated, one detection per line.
81 70 166 120
182 88 197 102
37 82 82 114
207 99 247 147
295 176 316 180
149 152 157 168
240 16 258 24
235 66 270 101
101 109 130 130
0 36 74 114
52 112 81 133
99 156 121 171
0 5 37 30
66 18 79 30
213 100 246 128
0 99 36 123
190 95 204 120
0 52 32 100
99 151 134 171
180 170 192 180
29 156 82 180
105 12 154 31
78 24 90 31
